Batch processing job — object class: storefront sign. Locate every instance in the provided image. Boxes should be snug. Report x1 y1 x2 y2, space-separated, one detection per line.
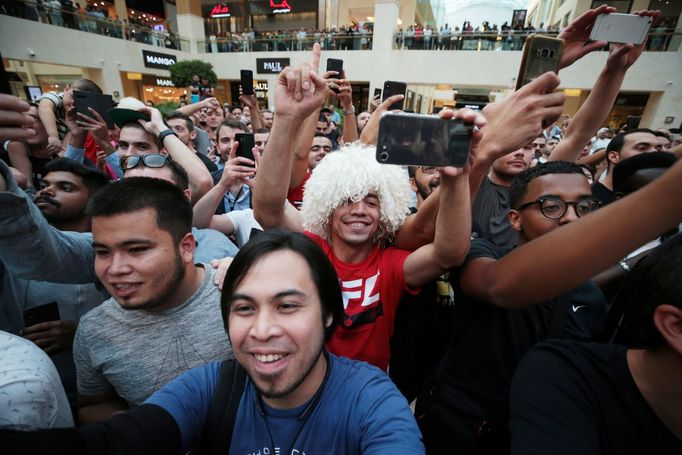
210 3 231 18
256 58 290 74
156 78 175 87
270 0 292 14
255 81 268 99
142 50 177 70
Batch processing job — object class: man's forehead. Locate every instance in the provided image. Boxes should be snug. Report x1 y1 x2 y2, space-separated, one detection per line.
120 126 155 142
312 137 332 147
624 132 657 146
167 118 186 129
527 173 590 197
43 171 84 185
255 133 269 141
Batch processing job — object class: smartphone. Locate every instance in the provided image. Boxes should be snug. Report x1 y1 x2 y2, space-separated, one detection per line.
382 81 407 111
74 90 114 128
373 88 382 99
590 13 653 44
240 70 254 96
326 58 343 75
516 35 564 90
376 112 474 167
235 133 255 164
0 50 11 94
23 302 60 327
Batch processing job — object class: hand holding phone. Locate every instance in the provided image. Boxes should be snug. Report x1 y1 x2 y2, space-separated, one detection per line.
516 35 563 90
382 81 407 111
23 302 60 327
589 13 653 44
74 90 114 128
235 133 256 164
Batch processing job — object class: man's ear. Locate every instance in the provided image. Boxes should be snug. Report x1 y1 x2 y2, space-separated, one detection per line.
409 177 417 193
178 232 196 264
190 130 197 141
653 305 682 355
607 150 620 166
183 188 192 202
324 312 333 329
508 209 522 232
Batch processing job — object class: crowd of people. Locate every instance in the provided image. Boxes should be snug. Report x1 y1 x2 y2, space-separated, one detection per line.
205 24 374 53
0 4 681 454
0 0 182 49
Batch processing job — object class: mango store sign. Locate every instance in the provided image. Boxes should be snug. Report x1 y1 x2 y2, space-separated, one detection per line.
156 78 175 87
270 0 291 14
142 50 177 70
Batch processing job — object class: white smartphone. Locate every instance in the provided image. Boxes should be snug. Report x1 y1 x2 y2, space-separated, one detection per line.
589 13 653 45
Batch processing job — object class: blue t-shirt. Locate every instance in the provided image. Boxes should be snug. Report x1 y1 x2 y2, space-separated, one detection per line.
146 354 424 454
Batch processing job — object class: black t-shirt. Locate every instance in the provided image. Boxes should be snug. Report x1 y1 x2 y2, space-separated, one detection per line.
472 176 516 249
417 239 607 453
511 340 682 454
592 181 614 205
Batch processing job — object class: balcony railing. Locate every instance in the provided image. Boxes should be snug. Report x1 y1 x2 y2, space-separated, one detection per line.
198 34 373 53
392 29 681 52
1 0 190 51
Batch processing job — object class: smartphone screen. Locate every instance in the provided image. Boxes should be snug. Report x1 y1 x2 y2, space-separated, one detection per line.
516 35 563 90
376 112 473 167
23 302 60 327
0 50 11 94
382 81 407 111
374 88 382 99
74 90 114 128
240 70 254 96
235 133 255 164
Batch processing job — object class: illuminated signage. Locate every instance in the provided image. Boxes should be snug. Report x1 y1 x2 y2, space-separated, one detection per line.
270 0 291 14
142 50 177 69
256 58 290 74
156 78 175 87
210 3 231 18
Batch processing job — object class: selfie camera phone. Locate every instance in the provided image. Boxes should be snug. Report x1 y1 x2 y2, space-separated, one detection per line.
515 35 564 90
382 81 407 111
240 70 254 96
23 302 60 327
589 13 653 45
74 90 115 128
376 112 474 168
235 133 256 165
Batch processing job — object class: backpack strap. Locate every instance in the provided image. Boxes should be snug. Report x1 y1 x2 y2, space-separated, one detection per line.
198 359 248 455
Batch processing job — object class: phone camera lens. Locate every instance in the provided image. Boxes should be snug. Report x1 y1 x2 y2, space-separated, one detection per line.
379 151 389 162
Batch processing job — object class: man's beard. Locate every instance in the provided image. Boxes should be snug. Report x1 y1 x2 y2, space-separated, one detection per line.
125 251 186 311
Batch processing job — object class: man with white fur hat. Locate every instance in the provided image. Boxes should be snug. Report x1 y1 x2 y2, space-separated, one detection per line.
253 45 484 371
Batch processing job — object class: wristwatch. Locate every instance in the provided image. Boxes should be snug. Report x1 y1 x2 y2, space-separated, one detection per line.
158 129 178 143
618 260 631 272
343 105 356 116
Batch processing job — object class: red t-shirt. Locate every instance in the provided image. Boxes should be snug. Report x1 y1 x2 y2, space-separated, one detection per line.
287 172 310 210
306 232 418 371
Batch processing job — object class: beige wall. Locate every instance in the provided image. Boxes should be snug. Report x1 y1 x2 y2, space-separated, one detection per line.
335 0 415 29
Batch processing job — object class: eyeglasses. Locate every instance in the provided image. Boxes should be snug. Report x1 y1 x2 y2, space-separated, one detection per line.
420 166 438 174
120 154 169 171
515 196 602 219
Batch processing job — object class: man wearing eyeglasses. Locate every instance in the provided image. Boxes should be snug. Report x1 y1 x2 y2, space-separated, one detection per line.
408 166 440 209
417 161 608 452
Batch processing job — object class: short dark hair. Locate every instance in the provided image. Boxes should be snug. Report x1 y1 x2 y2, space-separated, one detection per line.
166 111 194 133
70 78 103 94
220 230 343 341
254 128 270 134
216 119 247 141
44 157 108 194
610 234 682 348
606 128 656 154
612 151 677 194
230 105 242 113
653 130 671 140
509 161 587 209
87 177 192 244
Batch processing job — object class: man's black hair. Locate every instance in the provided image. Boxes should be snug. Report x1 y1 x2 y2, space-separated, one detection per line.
70 78 103 94
318 114 329 124
653 130 671 140
87 177 191 244
605 128 656 154
610 234 682 348
44 157 108 194
612 151 677 194
216 119 248 141
166 111 194 133
220 229 343 342
509 161 586 209
313 132 328 139
254 128 270 134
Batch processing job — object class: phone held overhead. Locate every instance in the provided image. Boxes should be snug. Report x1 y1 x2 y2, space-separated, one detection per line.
376 112 474 168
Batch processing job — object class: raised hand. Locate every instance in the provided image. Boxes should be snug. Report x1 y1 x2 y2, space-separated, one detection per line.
558 4 616 70
605 10 660 72
0 94 35 142
359 94 404 146
274 43 329 120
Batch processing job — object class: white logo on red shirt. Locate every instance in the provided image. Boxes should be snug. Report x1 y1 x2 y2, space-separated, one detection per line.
340 272 380 310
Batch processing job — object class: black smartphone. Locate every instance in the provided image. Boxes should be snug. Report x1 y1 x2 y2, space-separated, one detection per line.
240 70 254 96
373 88 382 99
235 133 255 164
326 58 343 75
376 112 474 167
0 50 11 94
23 302 60 327
382 81 407 111
516 35 563 90
74 90 114 128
